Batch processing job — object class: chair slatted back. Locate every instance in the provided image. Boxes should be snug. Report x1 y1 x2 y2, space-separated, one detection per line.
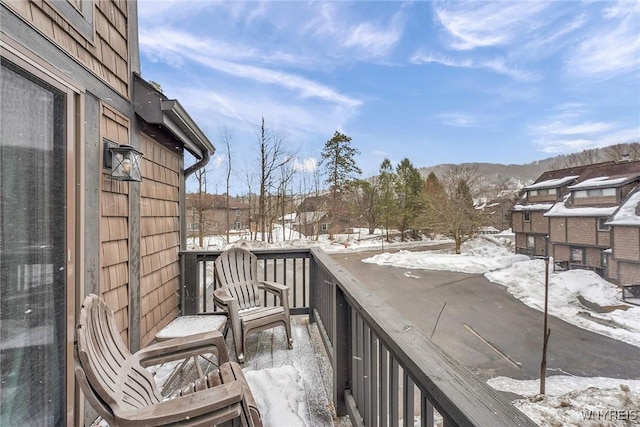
76 294 162 416
214 248 261 310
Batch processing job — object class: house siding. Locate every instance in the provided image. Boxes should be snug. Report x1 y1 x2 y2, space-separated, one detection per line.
553 244 570 263
531 211 548 233
613 227 640 261
549 217 566 242
573 195 616 206
585 247 603 268
100 102 131 345
619 261 640 285
512 211 524 233
5 0 130 96
139 134 181 346
566 217 597 246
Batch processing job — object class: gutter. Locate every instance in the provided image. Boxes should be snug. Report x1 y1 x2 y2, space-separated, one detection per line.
185 149 211 178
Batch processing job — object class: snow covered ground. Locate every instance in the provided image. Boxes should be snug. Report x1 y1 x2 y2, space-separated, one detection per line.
358 234 640 427
183 229 640 426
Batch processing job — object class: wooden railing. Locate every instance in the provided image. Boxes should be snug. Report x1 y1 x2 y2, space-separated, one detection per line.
180 248 536 427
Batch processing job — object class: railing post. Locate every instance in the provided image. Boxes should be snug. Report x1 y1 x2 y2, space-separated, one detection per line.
334 284 351 416
309 252 317 323
181 252 198 315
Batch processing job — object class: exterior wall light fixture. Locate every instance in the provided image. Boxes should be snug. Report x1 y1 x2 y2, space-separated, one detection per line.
104 139 143 182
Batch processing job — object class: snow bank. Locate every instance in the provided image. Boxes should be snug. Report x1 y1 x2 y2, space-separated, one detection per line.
362 237 529 273
489 376 640 427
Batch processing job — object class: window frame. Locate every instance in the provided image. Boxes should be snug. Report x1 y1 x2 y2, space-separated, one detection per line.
1 37 82 426
523 211 531 222
526 235 535 249
570 247 584 264
597 217 610 232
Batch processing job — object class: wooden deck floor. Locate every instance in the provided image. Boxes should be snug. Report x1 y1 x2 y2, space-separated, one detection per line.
154 315 348 427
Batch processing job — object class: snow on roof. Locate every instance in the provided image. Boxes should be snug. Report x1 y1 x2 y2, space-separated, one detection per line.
543 202 617 217
524 175 579 190
294 211 327 224
607 190 640 226
512 203 554 211
568 176 628 189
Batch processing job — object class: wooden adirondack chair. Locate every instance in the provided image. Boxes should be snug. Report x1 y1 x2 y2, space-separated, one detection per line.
74 294 262 427
213 248 293 363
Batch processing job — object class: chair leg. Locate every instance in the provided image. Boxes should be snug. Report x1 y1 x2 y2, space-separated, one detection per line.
285 321 293 350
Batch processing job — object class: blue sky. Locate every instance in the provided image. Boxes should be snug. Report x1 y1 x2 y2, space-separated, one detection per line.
137 1 640 194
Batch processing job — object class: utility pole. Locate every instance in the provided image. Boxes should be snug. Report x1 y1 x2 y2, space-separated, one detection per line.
540 256 552 394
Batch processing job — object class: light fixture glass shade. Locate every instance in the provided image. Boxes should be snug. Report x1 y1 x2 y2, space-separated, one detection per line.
110 145 143 181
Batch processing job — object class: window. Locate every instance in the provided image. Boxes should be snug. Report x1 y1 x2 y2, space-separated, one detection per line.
321 223 330 231
233 222 243 230
526 235 535 248
235 209 241 217
575 188 616 198
571 247 584 264
523 211 531 222
597 217 610 231
528 188 556 197
1 58 72 426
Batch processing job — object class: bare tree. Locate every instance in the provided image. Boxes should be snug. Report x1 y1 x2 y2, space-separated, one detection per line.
256 116 292 242
602 142 640 162
190 166 213 248
219 128 234 242
426 165 483 254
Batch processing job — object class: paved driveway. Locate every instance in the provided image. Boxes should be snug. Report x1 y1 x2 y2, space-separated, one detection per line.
331 245 640 382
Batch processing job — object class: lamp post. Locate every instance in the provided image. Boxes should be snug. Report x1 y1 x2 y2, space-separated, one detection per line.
540 256 552 395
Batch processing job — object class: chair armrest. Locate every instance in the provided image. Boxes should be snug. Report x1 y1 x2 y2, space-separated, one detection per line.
135 330 229 367
115 381 244 426
259 280 288 293
214 288 235 307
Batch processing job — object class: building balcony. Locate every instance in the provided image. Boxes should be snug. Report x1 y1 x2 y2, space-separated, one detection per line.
179 248 536 427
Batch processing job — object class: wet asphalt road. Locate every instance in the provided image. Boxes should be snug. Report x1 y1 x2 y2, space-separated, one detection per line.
330 244 640 382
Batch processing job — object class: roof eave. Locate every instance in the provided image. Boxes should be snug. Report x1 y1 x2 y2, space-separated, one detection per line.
133 74 215 160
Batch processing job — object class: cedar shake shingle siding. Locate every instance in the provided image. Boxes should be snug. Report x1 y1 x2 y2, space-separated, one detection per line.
139 134 182 346
6 0 131 96
100 103 131 342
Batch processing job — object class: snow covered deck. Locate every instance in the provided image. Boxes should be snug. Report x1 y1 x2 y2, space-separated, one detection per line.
154 315 347 427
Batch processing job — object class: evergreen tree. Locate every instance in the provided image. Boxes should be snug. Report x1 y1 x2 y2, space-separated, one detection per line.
377 158 396 241
319 131 361 237
394 158 424 241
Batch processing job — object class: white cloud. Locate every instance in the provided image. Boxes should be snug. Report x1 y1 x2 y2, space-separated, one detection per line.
565 3 640 79
303 3 404 59
436 113 476 128
530 121 616 136
410 52 535 81
293 157 317 172
139 28 362 110
342 18 404 58
433 1 551 50
530 118 640 154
